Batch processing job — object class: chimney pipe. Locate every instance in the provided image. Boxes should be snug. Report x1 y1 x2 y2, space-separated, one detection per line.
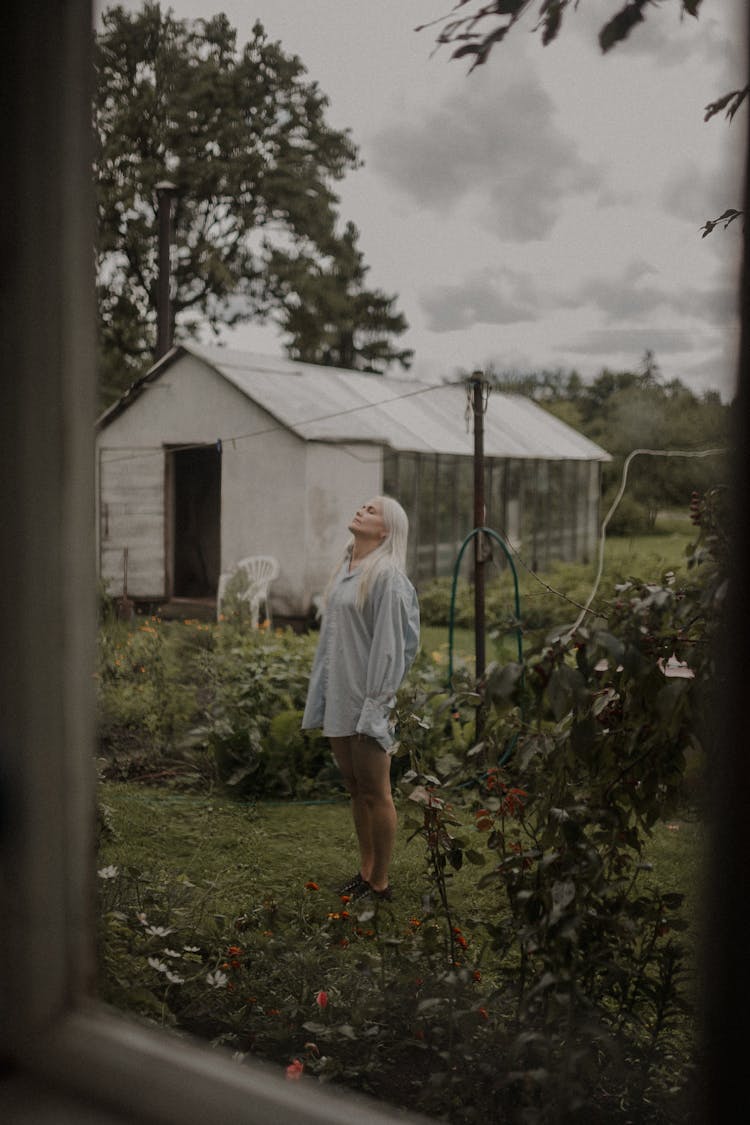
155 180 178 360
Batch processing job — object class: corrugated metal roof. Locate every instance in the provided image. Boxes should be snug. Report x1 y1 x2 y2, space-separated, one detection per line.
103 344 611 462
190 345 611 463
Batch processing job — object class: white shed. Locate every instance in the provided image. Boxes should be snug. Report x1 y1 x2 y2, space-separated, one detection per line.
96 345 610 620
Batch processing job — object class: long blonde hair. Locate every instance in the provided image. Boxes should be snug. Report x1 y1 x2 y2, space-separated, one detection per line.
325 495 410 611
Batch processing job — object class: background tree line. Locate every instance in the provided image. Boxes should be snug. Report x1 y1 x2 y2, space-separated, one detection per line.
486 351 730 533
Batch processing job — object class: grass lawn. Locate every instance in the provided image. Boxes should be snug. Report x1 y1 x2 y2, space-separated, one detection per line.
98 780 706 952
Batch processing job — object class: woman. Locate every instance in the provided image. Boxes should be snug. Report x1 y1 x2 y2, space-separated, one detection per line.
302 496 420 901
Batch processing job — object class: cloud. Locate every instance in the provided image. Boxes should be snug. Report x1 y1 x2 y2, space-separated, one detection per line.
420 267 542 331
370 69 602 241
419 255 739 340
563 259 739 331
564 326 697 358
668 282 740 329
661 159 737 227
571 260 664 320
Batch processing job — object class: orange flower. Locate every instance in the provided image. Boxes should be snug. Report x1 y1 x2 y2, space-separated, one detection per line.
286 1059 304 1081
473 969 482 982
478 1006 489 1021
304 881 320 891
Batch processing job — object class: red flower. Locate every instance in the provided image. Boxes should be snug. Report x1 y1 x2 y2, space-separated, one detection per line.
286 1059 304 1081
304 881 320 891
478 1006 489 1021
315 990 329 1009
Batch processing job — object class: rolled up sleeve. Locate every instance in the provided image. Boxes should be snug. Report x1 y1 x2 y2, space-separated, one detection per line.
355 573 420 750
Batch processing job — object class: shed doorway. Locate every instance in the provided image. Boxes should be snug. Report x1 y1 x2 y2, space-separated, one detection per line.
167 445 221 599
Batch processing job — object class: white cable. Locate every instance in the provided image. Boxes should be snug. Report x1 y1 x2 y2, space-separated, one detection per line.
563 446 726 640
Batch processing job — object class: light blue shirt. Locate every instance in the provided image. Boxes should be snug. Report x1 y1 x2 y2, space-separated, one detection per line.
301 562 420 751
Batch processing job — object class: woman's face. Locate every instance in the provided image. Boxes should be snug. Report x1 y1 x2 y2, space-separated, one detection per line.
349 498 387 544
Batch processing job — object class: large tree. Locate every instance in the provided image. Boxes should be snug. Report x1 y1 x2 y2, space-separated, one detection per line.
95 3 410 403
267 222 413 371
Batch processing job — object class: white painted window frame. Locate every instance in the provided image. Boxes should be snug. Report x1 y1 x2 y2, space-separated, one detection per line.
0 4 418 1121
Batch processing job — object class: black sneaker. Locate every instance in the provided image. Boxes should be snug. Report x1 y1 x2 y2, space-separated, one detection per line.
337 872 367 896
370 885 393 902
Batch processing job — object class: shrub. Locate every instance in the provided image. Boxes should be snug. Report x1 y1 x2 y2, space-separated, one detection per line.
194 624 325 798
97 617 211 773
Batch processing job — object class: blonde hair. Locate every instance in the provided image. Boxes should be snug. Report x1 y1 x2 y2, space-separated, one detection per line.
325 495 410 611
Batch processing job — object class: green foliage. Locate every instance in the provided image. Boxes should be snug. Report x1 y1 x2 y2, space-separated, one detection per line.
189 623 333 798
97 616 214 776
267 220 413 372
97 782 702 1123
489 357 730 532
94 4 408 402
96 499 722 1119
417 528 694 654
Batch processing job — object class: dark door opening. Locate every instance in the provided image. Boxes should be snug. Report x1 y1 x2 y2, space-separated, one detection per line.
169 445 221 598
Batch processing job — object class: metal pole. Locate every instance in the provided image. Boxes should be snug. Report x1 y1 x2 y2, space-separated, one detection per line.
155 180 177 359
472 373 490 747
471 372 488 695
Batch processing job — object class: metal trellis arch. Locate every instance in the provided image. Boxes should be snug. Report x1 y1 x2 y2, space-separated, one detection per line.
447 526 523 685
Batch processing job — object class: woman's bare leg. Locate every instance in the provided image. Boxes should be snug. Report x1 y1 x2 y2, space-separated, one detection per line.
330 735 396 890
330 737 374 882
349 734 396 892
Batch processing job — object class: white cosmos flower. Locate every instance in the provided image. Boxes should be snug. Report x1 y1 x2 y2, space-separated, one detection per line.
206 970 228 988
97 865 118 880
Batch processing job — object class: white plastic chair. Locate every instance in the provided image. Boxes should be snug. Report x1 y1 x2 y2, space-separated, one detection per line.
216 555 280 627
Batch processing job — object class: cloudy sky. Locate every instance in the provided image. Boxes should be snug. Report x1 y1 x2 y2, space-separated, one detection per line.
98 1 747 398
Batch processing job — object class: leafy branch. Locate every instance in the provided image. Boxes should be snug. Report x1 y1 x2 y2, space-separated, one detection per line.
418 0 705 67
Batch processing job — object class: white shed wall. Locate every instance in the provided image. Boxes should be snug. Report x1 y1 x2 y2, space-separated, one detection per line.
303 443 382 605
97 355 310 608
98 446 165 597
220 422 306 616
